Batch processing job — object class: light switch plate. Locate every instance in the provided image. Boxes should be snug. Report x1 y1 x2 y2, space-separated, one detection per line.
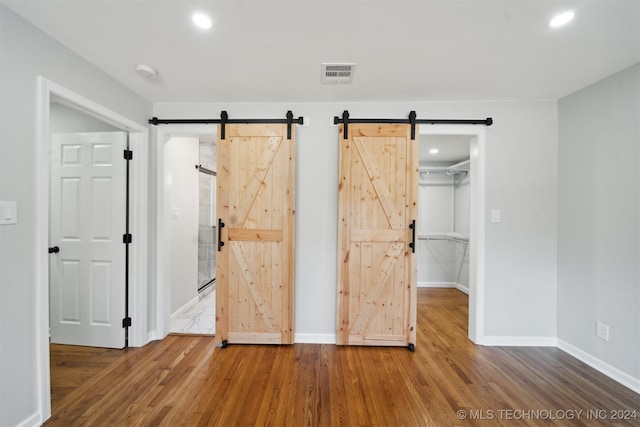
0 201 18 225
491 209 501 223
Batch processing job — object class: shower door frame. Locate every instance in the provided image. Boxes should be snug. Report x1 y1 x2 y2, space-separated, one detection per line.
197 164 217 292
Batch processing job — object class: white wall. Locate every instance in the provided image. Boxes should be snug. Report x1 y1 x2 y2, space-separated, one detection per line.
558 63 640 385
454 173 470 235
50 102 120 133
417 174 456 285
419 174 454 233
165 137 199 313
454 243 470 291
454 173 470 290
153 99 558 342
418 239 456 284
417 168 470 290
0 6 151 426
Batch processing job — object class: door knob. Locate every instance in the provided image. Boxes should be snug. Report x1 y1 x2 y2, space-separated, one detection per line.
48 246 60 254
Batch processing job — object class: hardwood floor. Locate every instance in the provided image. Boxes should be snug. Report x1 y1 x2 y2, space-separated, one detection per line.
46 289 639 426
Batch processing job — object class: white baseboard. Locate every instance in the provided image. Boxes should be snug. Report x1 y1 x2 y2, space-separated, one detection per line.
418 281 469 294
146 330 165 343
455 283 469 294
294 333 336 344
418 281 456 288
170 295 199 321
150 329 337 345
16 411 41 427
557 339 640 395
481 336 558 347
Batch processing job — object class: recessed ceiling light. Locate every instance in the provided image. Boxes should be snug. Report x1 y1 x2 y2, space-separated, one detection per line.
192 13 212 29
548 11 575 28
429 148 439 155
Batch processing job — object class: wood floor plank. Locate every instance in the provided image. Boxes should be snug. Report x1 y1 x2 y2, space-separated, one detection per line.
46 289 640 426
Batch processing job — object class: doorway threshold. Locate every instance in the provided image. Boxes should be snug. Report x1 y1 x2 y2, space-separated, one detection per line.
169 286 215 335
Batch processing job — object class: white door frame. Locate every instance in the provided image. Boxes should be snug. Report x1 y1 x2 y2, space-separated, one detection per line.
419 125 486 344
36 77 149 421
151 124 217 339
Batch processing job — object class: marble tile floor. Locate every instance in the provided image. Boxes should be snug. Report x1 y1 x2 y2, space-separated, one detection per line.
169 285 216 335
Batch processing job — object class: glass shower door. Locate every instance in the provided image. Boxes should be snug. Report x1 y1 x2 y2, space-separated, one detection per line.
198 169 216 291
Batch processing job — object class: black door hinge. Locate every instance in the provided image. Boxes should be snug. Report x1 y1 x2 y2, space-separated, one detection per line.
122 317 132 328
124 149 133 160
123 233 132 244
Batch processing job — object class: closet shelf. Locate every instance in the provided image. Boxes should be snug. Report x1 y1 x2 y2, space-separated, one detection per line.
418 232 469 244
418 159 470 175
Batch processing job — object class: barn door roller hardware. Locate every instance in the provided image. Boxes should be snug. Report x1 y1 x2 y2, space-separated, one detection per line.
333 110 493 140
149 111 304 140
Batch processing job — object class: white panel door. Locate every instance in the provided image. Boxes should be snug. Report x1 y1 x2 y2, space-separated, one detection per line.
50 132 127 348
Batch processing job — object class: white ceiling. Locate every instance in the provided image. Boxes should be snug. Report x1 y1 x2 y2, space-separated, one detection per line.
2 0 638 104
419 135 471 163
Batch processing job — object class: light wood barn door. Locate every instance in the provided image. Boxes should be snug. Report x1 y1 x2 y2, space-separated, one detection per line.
216 124 295 345
337 124 418 349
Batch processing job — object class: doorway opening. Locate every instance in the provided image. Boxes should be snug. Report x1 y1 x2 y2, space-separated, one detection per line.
418 134 471 293
153 125 217 338
36 77 148 421
418 125 486 344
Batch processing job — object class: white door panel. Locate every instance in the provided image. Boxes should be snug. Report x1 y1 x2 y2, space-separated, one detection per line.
50 132 127 348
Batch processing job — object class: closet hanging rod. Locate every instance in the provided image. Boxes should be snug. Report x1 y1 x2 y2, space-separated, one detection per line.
419 167 448 172
449 159 470 171
419 169 468 175
419 159 471 175
149 111 304 140
418 234 469 244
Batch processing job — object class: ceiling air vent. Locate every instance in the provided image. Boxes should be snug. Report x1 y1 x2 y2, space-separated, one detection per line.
321 63 356 84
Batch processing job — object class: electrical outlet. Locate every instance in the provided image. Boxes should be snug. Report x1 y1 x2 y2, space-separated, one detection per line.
596 321 610 341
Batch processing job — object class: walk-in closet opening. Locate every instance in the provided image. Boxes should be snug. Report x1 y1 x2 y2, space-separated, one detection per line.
164 133 217 335
417 130 483 340
418 135 471 294
418 125 486 343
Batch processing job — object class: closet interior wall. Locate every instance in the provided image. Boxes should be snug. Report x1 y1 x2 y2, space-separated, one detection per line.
418 162 470 293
